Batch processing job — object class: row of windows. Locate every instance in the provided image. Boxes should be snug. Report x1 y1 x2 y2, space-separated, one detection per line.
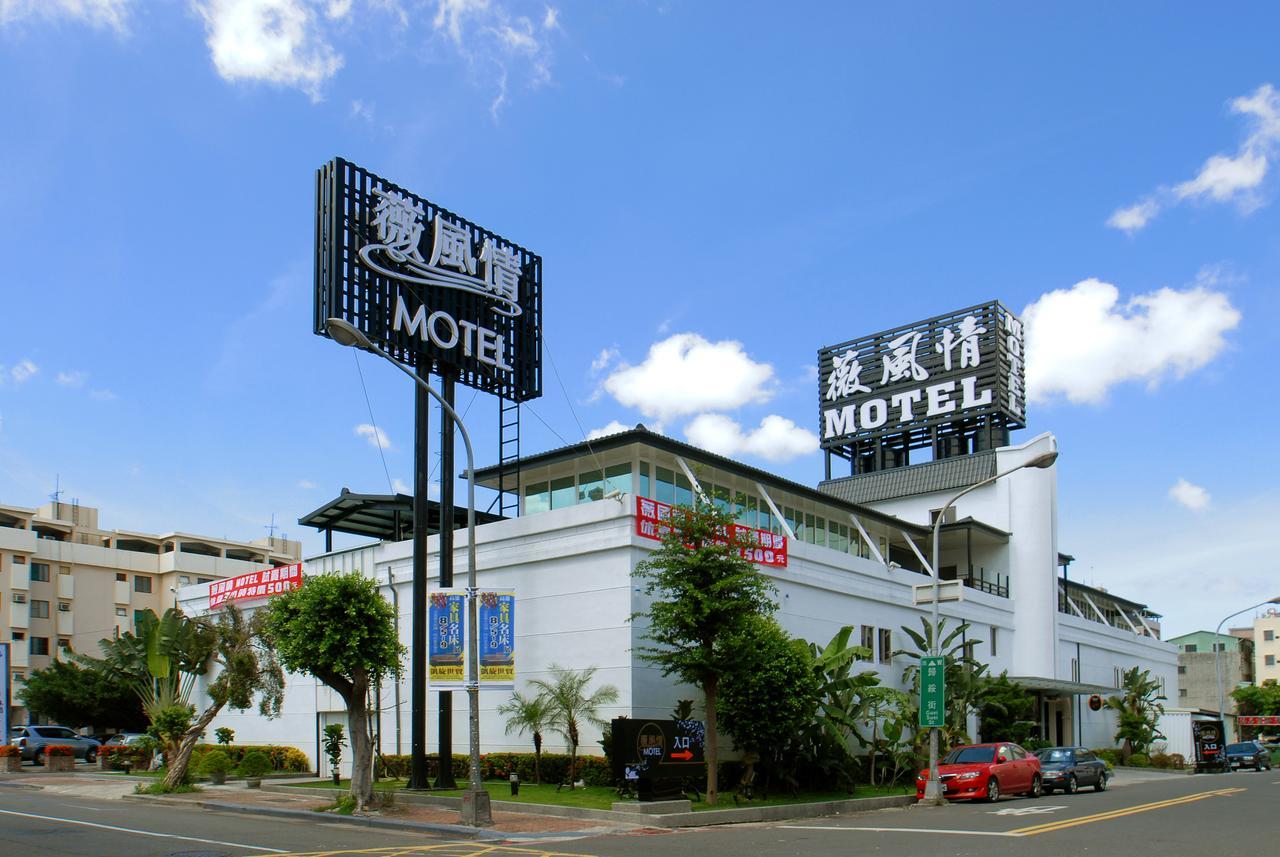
7 633 69 656
6 596 74 618
523 461 888 560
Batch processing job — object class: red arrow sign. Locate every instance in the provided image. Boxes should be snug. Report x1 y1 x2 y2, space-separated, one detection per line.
670 750 693 761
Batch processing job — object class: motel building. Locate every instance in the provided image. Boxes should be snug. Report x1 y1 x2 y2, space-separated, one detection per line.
178 422 1178 778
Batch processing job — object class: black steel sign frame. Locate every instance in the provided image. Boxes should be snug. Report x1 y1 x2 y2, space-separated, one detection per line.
315 157 543 402
818 300 1026 472
611 718 706 797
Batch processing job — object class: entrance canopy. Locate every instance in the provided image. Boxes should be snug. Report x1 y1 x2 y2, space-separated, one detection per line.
299 488 503 545
1009 676 1113 696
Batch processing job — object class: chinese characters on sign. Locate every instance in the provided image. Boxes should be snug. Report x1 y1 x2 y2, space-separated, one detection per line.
315 158 543 403
919 655 946 728
818 302 1026 449
0 643 9 743
634 497 789 568
428 590 466 690
208 564 303 609
478 590 516 690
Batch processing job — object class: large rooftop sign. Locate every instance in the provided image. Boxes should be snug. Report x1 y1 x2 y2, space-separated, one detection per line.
314 158 542 402
818 301 1026 464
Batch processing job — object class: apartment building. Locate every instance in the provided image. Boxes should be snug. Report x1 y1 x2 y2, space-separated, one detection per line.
1 499 300 724
1255 612 1280 685
1166 630 1254 712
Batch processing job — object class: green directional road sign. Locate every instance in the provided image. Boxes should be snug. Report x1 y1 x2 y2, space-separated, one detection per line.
919 655 946 728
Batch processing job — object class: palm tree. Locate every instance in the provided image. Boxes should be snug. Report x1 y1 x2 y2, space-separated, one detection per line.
1105 667 1166 763
498 691 555 785
529 664 620 788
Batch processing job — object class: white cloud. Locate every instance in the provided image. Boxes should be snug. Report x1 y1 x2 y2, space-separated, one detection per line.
0 0 131 32
355 423 393 450
195 0 343 100
431 0 556 118
684 414 817 463
56 371 87 387
602 333 776 422
587 420 630 440
10 359 38 384
350 98 376 123
1169 478 1210 512
89 388 118 401
325 0 351 18
392 477 410 494
589 347 618 375
542 5 557 30
1023 278 1241 404
1109 83 1280 231
297 479 318 490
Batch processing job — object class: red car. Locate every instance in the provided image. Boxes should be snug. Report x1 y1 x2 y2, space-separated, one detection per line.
916 742 1042 802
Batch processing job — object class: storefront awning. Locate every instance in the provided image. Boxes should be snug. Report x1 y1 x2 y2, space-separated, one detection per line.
1008 676 1114 696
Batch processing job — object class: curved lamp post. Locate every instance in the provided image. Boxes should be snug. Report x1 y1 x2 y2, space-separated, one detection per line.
920 447 1059 806
325 318 490 827
1214 597 1280 741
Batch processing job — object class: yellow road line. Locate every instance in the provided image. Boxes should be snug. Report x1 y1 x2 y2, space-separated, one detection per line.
1010 787 1245 836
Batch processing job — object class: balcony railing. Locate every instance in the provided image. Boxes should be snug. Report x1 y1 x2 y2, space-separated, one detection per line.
964 576 1009 598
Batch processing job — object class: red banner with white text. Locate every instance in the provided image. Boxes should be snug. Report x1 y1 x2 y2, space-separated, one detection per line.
208 563 303 609
634 497 788 567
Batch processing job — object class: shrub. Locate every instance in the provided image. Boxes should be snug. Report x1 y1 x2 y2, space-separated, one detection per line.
1127 753 1151 767
373 752 612 786
215 728 235 746
238 751 272 779
45 744 76 757
105 746 153 771
189 744 309 773
198 750 233 776
0 746 20 758
1149 752 1186 769
1091 748 1121 767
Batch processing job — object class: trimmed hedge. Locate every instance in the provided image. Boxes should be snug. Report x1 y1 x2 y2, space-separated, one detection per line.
374 752 611 786
189 744 310 773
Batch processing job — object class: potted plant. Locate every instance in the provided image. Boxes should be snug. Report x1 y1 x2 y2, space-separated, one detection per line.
199 749 233 785
44 744 76 772
238 750 271 788
0 745 22 773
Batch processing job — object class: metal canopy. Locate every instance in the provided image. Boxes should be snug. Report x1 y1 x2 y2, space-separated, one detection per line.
1008 676 1114 696
298 488 502 542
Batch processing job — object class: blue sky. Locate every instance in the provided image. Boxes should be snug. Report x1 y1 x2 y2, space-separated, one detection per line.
1 2 1277 637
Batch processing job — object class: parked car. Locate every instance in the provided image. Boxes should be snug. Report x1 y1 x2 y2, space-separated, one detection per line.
1224 741 1273 771
916 742 1042 802
1034 746 1109 793
10 725 101 764
101 733 149 749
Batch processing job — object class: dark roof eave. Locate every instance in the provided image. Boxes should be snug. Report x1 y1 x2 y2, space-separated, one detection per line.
471 426 929 536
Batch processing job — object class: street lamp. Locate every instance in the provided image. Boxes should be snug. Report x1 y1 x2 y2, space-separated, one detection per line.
1214 596 1280 741
920 446 1059 806
326 318 491 827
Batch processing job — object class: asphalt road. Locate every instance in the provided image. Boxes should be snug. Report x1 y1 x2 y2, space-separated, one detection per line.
0 769 1274 857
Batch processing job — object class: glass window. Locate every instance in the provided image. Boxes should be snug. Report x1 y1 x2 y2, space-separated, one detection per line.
814 516 826 548
196 577 213 585
786 508 803 540
179 575 191 586
713 484 730 514
13 555 25 564
860 625 874 659
30 562 50 582
115 607 127 617
878 628 891 664
134 575 153 593
758 504 774 534
11 631 24 640
577 469 604 503
115 572 126 582
604 463 632 497
528 479 552 514
741 495 757 529
1267 655 1276 667
29 637 49 656
674 473 693 507
133 610 148 627
30 600 49 619
990 625 998 657
655 467 675 504
549 477 575 509
638 463 651 498
1265 630 1275 642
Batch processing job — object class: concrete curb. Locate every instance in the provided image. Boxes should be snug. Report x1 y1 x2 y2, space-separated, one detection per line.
261 783 918 828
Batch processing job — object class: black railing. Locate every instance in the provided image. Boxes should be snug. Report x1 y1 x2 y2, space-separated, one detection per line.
963 576 1008 598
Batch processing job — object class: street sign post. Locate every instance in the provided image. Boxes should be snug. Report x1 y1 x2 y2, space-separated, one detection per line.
920 655 946 729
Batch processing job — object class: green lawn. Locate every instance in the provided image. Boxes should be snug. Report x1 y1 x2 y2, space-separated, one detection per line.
286 779 910 811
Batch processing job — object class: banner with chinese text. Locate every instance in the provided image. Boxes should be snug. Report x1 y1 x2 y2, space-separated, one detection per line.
0 643 9 744
478 590 516 690
208 563 303 609
429 590 466 690
634 497 788 568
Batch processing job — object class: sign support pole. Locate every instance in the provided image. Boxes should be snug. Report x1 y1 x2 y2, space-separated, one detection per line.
408 363 431 790
435 372 458 789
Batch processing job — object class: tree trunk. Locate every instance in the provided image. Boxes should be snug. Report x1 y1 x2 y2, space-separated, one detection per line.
705 677 719 806
567 720 579 788
870 719 879 786
347 675 374 812
164 702 225 790
533 732 542 785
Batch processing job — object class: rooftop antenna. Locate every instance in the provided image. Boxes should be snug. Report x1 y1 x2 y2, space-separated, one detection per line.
50 474 64 517
265 513 278 544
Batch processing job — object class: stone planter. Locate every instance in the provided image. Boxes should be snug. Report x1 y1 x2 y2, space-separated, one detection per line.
208 771 227 785
1 755 22 773
245 777 262 789
46 755 75 772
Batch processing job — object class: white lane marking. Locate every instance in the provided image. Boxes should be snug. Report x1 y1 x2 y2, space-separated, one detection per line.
0 808 289 853
989 805 1068 816
787 825 1018 837
64 804 108 812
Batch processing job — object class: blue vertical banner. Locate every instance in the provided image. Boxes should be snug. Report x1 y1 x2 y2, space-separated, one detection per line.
428 590 467 690
478 590 516 690
0 643 9 743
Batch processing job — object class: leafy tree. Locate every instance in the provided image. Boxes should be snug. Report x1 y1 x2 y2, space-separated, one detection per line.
88 605 285 789
858 686 913 785
264 571 403 811
632 498 777 805
718 616 820 790
799 626 879 788
498 691 555 785
17 658 147 731
1232 679 1280 717
528 664 619 788
1105 667 1166 763
978 673 1037 745
215 727 235 746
